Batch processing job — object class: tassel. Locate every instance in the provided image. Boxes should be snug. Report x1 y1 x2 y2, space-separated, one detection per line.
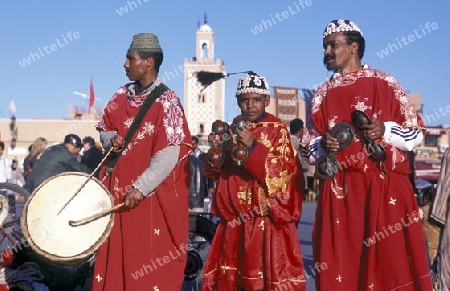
194 70 253 91
194 71 227 90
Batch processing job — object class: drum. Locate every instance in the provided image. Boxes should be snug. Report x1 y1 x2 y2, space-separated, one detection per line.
21 172 115 267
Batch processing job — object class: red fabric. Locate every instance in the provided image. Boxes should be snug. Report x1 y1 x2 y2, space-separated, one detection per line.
202 113 306 291
92 85 191 291
310 68 432 290
89 79 95 108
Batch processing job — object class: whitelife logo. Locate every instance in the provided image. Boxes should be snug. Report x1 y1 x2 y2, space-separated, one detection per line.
18 31 81 68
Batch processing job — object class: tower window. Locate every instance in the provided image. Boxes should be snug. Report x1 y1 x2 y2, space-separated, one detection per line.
199 124 204 136
202 43 208 59
198 92 205 103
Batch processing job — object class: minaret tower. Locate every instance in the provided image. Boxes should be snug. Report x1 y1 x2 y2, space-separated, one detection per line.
184 14 226 137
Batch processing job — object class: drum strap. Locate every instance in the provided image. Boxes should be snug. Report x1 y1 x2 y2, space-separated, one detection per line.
106 83 170 171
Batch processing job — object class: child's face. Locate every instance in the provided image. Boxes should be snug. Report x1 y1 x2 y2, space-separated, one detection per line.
237 93 269 122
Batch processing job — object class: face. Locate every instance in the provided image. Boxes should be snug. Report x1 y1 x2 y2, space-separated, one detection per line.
123 51 152 82
323 32 355 72
65 143 81 156
237 93 270 122
192 140 198 150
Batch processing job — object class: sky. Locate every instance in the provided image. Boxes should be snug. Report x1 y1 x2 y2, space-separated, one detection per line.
0 0 448 127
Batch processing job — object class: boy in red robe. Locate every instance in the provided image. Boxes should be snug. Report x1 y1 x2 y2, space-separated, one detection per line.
201 72 306 291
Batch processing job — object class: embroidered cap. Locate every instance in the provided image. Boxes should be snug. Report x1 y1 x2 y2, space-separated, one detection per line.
323 19 363 39
235 71 270 97
128 33 163 53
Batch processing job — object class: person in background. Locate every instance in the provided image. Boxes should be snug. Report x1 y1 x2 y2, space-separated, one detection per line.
0 141 11 184
81 136 103 177
8 159 24 187
430 147 450 289
23 134 91 193
303 19 432 290
4 159 25 218
22 144 33 177
188 135 215 212
202 72 306 291
290 118 309 199
23 137 47 178
0 143 13 219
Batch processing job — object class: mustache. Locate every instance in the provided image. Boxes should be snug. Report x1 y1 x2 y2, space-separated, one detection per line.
323 54 334 63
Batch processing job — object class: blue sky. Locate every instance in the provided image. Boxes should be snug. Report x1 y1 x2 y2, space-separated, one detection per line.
1 0 448 127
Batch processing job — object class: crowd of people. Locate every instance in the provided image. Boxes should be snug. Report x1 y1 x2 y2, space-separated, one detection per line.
0 18 447 291
1 136 102 189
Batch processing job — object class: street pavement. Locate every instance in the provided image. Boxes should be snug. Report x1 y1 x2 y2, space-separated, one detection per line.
298 201 317 291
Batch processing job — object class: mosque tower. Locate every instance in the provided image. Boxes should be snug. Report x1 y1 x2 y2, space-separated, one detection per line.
184 14 226 137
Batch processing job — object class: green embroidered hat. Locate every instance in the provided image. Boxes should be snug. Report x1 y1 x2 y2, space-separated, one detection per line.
128 33 163 53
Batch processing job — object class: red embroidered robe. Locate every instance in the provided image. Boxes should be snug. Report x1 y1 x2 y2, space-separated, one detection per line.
310 68 432 291
92 84 191 291
201 113 306 291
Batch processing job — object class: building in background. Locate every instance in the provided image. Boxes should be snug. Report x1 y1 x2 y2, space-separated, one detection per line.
408 93 448 156
270 86 306 127
0 117 100 164
408 93 448 182
183 15 226 138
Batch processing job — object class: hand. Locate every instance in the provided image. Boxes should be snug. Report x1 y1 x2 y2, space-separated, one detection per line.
363 118 385 140
320 132 339 152
124 187 145 209
208 132 220 148
235 127 254 148
208 187 216 195
110 135 125 153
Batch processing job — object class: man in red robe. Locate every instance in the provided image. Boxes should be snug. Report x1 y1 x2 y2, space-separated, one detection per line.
201 72 306 291
92 33 191 291
303 20 432 290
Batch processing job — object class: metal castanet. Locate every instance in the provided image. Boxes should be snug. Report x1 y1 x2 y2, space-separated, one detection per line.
351 110 387 162
206 120 230 169
230 116 249 166
316 122 355 179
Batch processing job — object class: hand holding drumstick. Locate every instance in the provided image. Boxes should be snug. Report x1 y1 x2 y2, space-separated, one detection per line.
110 135 125 153
69 187 145 226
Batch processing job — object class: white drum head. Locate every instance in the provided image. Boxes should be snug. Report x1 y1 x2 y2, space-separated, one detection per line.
22 172 115 266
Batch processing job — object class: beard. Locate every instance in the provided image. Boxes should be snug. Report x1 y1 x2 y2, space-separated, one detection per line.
323 55 338 72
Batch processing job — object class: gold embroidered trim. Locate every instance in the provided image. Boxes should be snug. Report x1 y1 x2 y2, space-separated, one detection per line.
204 264 307 285
237 184 252 205
266 170 292 197
258 187 270 216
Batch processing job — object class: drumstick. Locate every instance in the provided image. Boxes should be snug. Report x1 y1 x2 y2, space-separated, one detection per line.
57 148 114 215
69 203 125 226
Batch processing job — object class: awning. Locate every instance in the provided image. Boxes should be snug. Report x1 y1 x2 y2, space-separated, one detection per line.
425 127 447 135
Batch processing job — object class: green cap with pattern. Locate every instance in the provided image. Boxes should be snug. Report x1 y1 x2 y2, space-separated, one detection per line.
128 33 163 53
